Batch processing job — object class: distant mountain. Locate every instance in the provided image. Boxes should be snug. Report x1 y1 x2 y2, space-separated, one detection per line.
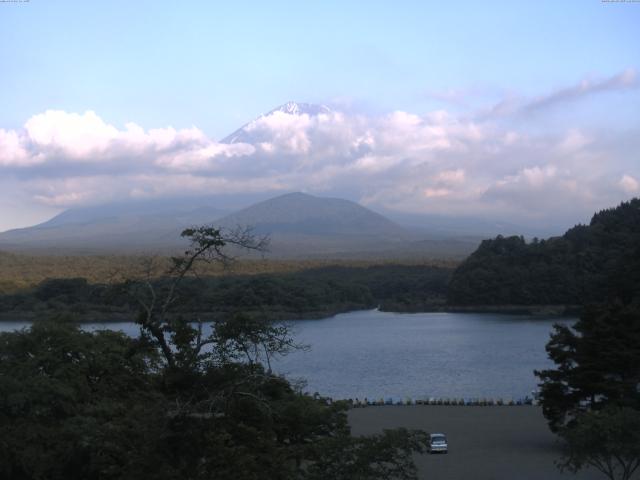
213 192 416 257
220 101 331 144
382 210 563 239
218 192 403 237
212 192 483 259
0 191 480 258
0 199 230 254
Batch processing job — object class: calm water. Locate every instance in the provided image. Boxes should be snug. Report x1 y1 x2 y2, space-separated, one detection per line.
0 310 573 400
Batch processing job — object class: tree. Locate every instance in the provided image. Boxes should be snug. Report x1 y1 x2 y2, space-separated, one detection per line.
448 198 640 307
0 321 166 480
536 301 640 480
536 302 640 432
125 225 270 370
558 406 640 480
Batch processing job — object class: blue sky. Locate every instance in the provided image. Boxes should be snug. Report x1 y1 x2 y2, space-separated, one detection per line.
2 0 638 136
0 0 639 230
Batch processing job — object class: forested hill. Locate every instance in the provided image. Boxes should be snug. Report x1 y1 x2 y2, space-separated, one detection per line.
447 198 640 306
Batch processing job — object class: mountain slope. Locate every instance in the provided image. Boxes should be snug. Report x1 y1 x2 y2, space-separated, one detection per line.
218 192 404 237
0 192 464 258
214 192 420 257
220 101 331 144
0 199 228 253
0 193 407 256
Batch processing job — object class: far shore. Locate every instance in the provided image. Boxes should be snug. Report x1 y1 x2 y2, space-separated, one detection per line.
349 405 599 480
0 304 580 323
395 304 581 316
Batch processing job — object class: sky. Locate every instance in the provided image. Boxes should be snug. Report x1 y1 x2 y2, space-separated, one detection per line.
0 0 639 232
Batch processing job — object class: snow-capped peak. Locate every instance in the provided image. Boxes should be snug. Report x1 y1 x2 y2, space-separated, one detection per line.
269 101 331 116
220 102 332 144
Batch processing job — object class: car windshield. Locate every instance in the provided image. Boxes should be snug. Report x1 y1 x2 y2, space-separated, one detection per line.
431 435 446 443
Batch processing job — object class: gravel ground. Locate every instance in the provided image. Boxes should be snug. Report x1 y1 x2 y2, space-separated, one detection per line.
349 405 604 480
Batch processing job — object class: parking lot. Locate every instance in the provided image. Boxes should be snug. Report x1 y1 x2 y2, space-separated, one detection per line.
349 405 603 480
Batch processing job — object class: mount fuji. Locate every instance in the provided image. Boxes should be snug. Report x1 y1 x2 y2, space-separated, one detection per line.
220 101 331 144
0 102 491 258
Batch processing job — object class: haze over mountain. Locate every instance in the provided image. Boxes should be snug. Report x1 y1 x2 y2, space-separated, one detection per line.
215 192 420 258
0 198 230 254
0 191 482 259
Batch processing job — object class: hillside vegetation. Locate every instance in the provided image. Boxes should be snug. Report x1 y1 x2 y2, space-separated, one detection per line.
0 252 455 293
448 198 640 306
0 263 453 321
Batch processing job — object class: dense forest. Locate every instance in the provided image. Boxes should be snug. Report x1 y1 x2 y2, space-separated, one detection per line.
0 265 452 321
448 198 640 306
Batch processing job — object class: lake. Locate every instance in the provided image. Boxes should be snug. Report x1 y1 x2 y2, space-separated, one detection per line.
0 309 573 400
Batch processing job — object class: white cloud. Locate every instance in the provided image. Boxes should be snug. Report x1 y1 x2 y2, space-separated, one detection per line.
524 69 638 113
0 84 639 228
3 110 251 170
155 143 255 171
434 169 465 185
25 110 120 158
25 173 287 207
620 174 639 194
0 128 30 166
558 129 591 153
245 110 314 154
484 69 639 119
521 165 557 188
424 188 452 198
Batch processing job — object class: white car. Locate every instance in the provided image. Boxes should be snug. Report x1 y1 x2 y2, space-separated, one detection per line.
428 433 448 454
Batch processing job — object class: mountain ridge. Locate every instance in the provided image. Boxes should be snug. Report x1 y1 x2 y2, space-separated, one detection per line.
217 192 406 237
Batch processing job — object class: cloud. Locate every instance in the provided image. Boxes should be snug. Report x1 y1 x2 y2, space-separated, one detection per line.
557 129 591 153
620 174 639 194
485 69 639 119
1 110 252 172
0 128 30 166
1 74 639 229
25 110 121 159
25 174 287 207
524 69 638 113
245 110 315 154
480 165 588 216
155 143 255 172
434 169 465 185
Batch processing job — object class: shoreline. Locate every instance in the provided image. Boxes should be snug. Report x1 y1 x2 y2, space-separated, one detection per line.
0 303 580 323
395 304 581 316
0 305 370 323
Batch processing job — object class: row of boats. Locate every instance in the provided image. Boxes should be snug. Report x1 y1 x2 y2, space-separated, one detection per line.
343 396 538 407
